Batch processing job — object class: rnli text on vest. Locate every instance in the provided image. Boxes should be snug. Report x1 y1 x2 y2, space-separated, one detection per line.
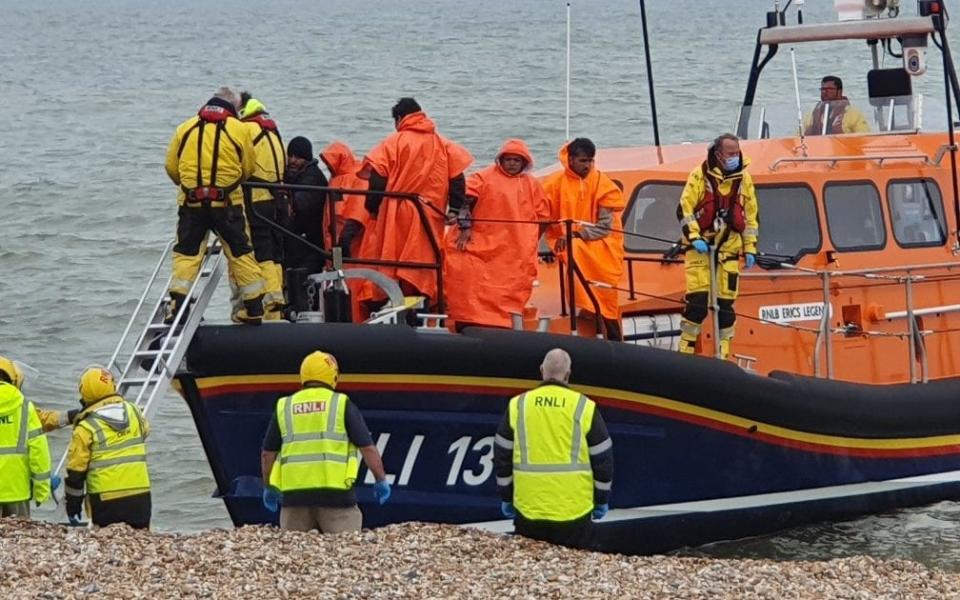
292 401 326 414
534 395 566 408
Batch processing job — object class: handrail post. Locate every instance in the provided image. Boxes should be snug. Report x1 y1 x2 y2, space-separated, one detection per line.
822 271 833 380
565 219 578 335
627 258 637 299
709 243 721 359
905 274 917 384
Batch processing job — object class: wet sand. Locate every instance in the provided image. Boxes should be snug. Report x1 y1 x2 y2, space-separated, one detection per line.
2 519 956 599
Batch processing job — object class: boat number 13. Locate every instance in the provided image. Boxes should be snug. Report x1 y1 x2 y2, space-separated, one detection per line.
446 435 494 486
362 433 494 487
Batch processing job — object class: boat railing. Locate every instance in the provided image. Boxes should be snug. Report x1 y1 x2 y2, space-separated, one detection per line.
243 181 447 314
768 151 934 171
242 182 608 334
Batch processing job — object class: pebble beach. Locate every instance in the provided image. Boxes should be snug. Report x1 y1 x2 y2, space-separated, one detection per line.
2 519 958 599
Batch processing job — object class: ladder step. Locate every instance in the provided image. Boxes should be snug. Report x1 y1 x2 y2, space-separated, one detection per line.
133 349 173 359
146 323 169 331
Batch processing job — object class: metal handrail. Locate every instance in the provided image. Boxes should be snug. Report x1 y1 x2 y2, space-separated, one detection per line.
243 181 447 313
741 260 960 279
769 153 931 171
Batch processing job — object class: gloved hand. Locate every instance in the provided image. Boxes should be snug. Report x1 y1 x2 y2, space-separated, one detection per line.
744 253 756 269
538 250 556 264
500 501 516 519
262 486 280 513
51 474 62 492
66 408 80 425
592 504 609 520
554 238 567 254
66 493 83 522
373 479 392 505
691 239 709 254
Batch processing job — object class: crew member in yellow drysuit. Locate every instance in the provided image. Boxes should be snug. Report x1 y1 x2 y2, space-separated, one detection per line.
677 133 759 358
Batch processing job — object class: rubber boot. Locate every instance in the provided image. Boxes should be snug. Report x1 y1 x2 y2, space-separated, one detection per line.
164 292 187 325
718 326 735 360
678 318 700 354
236 295 265 326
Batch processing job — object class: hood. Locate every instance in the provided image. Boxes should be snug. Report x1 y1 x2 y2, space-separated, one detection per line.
496 138 534 175
79 396 128 430
557 143 590 179
320 141 359 176
0 382 23 415
396 111 436 134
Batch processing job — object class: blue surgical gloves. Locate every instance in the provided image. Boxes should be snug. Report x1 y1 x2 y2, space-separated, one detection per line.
262 486 281 513
745 253 756 269
500 501 516 519
691 239 709 254
51 474 62 492
373 479 392 505
592 504 609 520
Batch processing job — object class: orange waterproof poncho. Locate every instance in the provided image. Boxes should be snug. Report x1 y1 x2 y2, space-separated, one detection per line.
320 141 368 255
358 111 473 302
443 139 549 329
543 145 626 320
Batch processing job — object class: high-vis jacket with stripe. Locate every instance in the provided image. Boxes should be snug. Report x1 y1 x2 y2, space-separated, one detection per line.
494 383 614 522
66 396 150 497
0 383 51 504
242 117 286 203
269 388 360 493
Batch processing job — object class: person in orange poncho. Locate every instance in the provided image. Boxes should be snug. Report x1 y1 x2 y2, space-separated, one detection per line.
320 141 368 257
543 138 626 341
358 98 473 308
444 139 549 332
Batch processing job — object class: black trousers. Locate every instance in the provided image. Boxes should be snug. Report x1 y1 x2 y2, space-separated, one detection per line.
89 491 152 529
174 204 254 258
515 513 594 550
244 197 281 263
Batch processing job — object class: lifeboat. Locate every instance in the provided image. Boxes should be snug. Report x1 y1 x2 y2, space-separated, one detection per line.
173 4 960 553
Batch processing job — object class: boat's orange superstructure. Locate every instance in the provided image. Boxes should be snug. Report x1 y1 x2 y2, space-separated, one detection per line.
529 132 960 385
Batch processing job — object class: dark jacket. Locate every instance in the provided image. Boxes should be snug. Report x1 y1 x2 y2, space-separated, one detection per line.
282 159 328 271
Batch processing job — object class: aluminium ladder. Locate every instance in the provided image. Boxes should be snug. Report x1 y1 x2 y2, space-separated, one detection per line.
53 239 226 476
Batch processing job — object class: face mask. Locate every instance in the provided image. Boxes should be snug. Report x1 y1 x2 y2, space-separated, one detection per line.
723 156 740 172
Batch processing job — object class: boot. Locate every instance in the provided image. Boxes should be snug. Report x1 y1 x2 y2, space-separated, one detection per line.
678 318 700 354
235 295 264 326
164 292 187 325
718 326 735 360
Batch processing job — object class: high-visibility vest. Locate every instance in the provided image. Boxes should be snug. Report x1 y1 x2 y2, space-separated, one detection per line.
0 384 51 503
270 388 359 493
78 400 150 494
509 384 595 522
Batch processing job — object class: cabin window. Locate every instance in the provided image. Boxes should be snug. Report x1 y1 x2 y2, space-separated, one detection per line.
756 186 821 259
824 182 886 251
624 183 683 252
887 179 946 247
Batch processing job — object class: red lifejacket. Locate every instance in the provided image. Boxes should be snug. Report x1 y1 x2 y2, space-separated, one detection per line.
197 104 233 123
694 164 746 234
247 114 278 132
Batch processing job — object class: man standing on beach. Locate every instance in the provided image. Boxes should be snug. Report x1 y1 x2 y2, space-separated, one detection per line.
0 356 54 518
261 351 392 532
65 366 151 528
493 348 614 550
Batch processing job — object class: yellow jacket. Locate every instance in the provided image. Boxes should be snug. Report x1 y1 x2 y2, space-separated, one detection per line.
242 119 286 202
67 396 150 500
0 382 51 504
164 101 256 206
679 158 759 255
38 408 71 432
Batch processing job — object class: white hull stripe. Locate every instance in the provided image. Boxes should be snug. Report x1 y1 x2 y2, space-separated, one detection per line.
460 469 960 533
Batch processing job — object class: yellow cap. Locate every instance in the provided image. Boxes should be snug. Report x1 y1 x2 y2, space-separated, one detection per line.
78 366 117 405
240 98 267 119
300 351 339 387
0 356 23 389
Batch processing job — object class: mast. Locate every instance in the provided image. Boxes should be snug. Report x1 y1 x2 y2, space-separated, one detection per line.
638 0 661 146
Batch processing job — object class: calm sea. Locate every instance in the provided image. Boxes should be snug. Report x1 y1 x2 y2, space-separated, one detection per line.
3 0 960 569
